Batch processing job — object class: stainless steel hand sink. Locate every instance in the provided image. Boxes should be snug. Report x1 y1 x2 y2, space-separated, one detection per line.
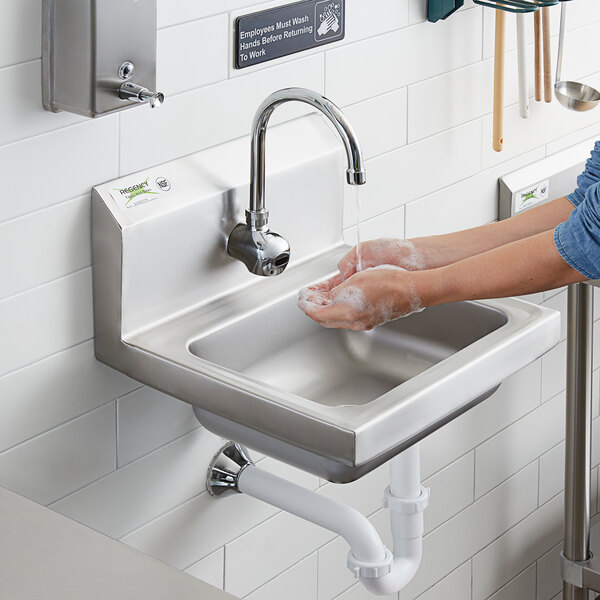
124 248 557 482
92 116 561 483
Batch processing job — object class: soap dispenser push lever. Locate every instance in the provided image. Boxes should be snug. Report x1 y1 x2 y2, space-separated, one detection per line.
227 87 366 277
117 61 164 109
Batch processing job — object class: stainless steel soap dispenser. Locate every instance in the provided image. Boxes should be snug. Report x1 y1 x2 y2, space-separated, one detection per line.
42 0 164 118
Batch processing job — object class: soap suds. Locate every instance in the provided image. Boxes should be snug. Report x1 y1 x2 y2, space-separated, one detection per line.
342 238 426 277
330 285 368 312
363 264 425 316
297 263 425 330
369 240 426 272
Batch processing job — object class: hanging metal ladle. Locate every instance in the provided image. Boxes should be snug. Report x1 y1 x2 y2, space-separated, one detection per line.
554 0 600 111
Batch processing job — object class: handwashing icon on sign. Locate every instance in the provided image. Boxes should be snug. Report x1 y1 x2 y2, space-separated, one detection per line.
315 1 343 40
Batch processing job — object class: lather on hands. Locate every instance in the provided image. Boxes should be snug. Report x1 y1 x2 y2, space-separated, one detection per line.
337 238 427 279
299 195 588 330
298 239 427 330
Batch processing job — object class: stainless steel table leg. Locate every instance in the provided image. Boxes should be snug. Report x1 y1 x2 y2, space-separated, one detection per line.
564 283 594 600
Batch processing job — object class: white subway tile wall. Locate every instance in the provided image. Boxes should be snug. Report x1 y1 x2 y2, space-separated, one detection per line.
408 561 472 600
184 547 225 591
487 564 536 600
2 1 600 598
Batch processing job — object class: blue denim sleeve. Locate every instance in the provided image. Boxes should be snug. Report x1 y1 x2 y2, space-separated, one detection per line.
555 181 600 279
567 141 600 207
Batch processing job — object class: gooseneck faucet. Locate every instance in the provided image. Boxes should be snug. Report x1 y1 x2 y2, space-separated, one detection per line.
227 87 367 277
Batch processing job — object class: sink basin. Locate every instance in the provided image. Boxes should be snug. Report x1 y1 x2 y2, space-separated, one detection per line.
91 116 561 483
124 248 558 482
189 291 506 409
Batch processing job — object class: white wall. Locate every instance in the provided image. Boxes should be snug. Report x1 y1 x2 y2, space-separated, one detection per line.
2 1 600 599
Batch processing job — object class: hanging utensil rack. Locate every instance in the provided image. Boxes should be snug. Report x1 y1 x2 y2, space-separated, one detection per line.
472 0 558 151
473 0 557 13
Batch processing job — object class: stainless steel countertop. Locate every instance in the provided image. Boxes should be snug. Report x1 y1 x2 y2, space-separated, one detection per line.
0 485 234 599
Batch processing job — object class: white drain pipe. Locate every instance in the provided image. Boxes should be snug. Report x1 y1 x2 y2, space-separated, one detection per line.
209 442 429 595
238 467 390 567
361 445 428 595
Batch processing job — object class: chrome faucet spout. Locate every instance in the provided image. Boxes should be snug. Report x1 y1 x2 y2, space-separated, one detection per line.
250 87 367 213
228 87 366 277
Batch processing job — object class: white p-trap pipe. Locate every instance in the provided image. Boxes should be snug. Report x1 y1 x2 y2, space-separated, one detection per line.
237 444 429 595
362 444 428 595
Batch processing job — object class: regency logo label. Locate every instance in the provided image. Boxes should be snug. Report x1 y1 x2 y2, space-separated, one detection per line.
115 177 159 206
520 188 537 203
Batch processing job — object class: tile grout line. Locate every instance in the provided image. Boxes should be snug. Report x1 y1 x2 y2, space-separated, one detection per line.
0 263 93 305
115 399 120 470
0 56 41 71
423 460 522 540
0 338 93 381
52 425 209 513
117 111 122 177
473 447 477 503
0 393 130 457
0 191 90 228
472 487 564 576
537 457 542 509
0 265 91 305
0 112 118 152
482 561 537 600
410 559 473 600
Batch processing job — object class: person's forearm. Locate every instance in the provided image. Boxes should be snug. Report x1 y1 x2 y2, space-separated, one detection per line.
413 229 586 306
416 196 575 268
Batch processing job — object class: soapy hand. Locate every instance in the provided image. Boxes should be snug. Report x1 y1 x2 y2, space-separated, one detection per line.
298 265 424 330
338 239 426 280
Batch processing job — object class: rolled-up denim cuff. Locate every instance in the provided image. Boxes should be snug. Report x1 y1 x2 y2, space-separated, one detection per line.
566 192 581 208
568 141 600 206
554 224 596 280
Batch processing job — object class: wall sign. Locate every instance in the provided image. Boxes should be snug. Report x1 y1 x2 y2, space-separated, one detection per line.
235 0 345 69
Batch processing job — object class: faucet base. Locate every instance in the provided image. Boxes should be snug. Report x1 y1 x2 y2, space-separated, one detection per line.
227 223 290 276
229 87 365 276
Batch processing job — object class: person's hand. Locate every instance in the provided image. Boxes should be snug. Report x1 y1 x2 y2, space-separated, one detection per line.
298 266 424 330
338 239 426 280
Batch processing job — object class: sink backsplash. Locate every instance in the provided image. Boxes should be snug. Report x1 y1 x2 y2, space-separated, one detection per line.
93 116 346 338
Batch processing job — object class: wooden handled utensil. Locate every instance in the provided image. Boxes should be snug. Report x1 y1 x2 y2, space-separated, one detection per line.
493 9 506 152
534 9 542 101
474 0 558 150
542 6 552 102
517 13 528 118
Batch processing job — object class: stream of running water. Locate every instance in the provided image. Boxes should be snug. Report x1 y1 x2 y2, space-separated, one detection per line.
355 185 363 272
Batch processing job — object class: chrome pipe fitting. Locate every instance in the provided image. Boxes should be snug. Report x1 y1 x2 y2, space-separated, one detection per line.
206 442 254 497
